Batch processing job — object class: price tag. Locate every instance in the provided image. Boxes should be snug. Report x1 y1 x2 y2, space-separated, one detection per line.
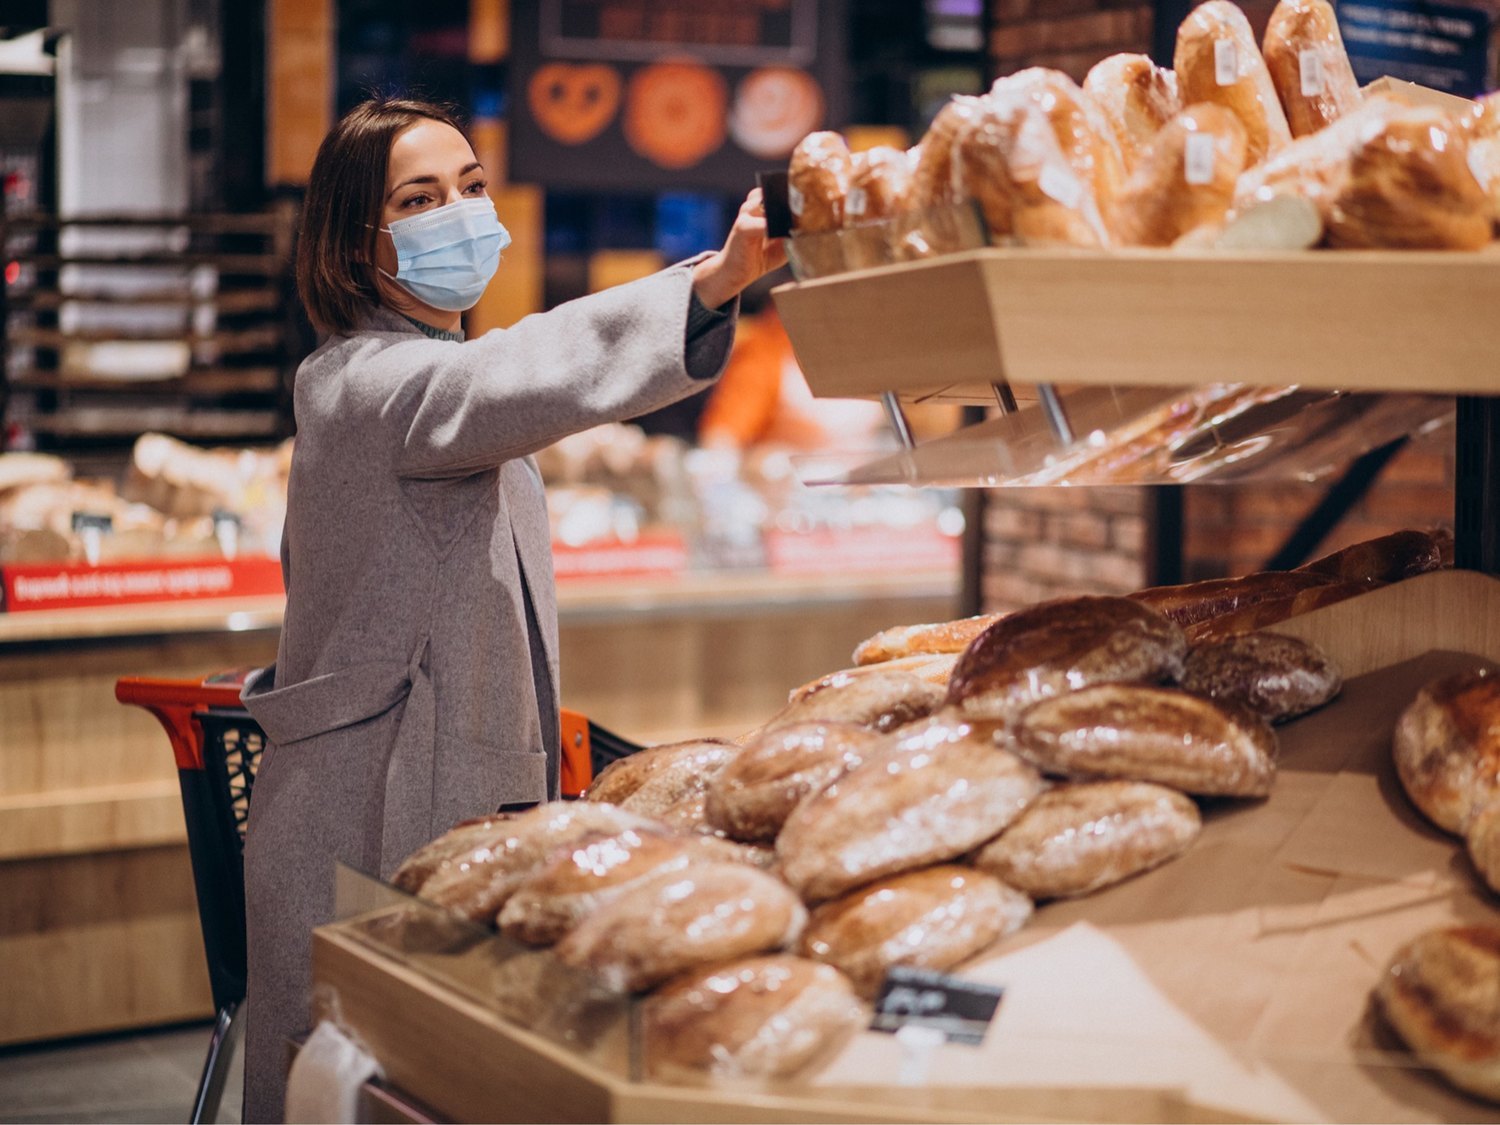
1184 132 1217 186
71 511 113 567
212 508 243 560
845 186 868 219
1299 48 1326 96
870 966 1005 1046
787 181 806 218
1037 163 1083 210
1215 38 1239 86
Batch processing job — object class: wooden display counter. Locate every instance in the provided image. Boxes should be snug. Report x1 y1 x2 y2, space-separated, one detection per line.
0 568 956 1046
307 570 1500 1124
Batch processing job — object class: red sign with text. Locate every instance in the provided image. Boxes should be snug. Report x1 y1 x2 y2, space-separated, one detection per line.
550 532 689 582
1 556 284 613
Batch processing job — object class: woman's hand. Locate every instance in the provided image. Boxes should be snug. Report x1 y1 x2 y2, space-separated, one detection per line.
692 188 788 310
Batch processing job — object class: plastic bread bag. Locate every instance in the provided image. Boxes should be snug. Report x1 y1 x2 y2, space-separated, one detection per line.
1262 0 1362 138
1467 92 1500 228
1115 102 1249 247
1324 104 1492 250
1084 53 1183 174
993 67 1129 211
896 96 992 259
841 144 915 270
798 866 1032 999
640 956 868 1083
953 96 1113 249
787 130 853 277
553 861 807 993
1175 0 1292 165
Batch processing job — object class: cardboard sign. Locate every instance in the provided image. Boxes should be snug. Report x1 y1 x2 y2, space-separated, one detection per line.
870 966 1005 1046
1337 0 1493 97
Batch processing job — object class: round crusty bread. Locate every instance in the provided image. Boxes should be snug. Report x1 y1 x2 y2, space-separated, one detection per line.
1376 926 1500 1103
1013 684 1278 798
391 814 516 894
1392 668 1500 836
788 131 852 234
765 669 946 735
554 862 807 993
1179 631 1343 723
972 781 1201 898
705 722 887 843
799 865 1031 998
789 654 959 706
946 596 1186 726
583 738 737 812
777 716 1045 902
852 614 1006 667
642 956 867 1081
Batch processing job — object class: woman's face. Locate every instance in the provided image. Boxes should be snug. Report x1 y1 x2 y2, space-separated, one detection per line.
374 119 489 283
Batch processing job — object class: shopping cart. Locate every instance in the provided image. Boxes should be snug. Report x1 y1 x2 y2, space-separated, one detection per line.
115 671 633 1125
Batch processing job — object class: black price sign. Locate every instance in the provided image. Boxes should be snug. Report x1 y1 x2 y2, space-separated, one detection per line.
870 966 1005 1047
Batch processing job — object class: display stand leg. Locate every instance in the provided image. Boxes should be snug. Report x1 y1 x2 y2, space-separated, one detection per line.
1144 486 1184 587
881 391 918 450
1455 395 1500 575
1037 384 1075 445
991 382 1018 415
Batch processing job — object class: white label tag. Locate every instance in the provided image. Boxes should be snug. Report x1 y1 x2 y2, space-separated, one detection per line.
1215 39 1238 86
787 182 805 217
1299 48 1325 96
1184 132 1217 185
846 186 868 218
1037 163 1084 210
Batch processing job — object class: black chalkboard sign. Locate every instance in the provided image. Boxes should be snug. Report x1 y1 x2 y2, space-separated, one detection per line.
870 966 1006 1046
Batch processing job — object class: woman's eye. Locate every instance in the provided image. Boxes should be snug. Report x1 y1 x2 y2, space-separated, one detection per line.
402 193 433 208
463 180 488 195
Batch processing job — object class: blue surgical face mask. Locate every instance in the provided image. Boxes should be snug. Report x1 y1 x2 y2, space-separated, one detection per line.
377 196 510 311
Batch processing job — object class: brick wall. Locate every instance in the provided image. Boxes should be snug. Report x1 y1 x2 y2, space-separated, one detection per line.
983 489 1148 610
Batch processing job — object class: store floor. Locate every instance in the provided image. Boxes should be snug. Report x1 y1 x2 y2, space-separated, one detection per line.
0 1021 242 1124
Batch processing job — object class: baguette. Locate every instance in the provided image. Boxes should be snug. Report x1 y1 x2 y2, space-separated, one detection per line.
1175 0 1292 165
1262 0 1361 138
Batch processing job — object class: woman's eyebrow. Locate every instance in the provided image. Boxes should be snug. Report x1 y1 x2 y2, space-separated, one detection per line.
386 162 485 200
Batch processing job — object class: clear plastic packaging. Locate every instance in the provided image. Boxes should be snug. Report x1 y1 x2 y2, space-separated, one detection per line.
1115 103 1250 247
776 718 1045 902
972 781 1201 898
787 131 854 276
704 721 887 843
842 145 916 270
799 866 1032 998
1013 683 1278 797
1084 53 1183 174
1179 631 1344 723
1175 0 1292 164
1262 0 1362 138
993 67 1129 211
554 861 808 993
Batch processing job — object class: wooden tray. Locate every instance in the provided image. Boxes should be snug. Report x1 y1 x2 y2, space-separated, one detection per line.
772 248 1500 404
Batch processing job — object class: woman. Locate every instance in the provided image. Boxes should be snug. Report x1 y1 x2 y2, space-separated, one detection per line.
240 97 783 1122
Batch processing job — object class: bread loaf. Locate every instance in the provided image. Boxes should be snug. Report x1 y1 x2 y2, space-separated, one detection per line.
946 595 1187 725
1179 631 1342 722
1376 926 1500 1103
995 67 1128 212
1084 54 1182 173
800 866 1031 998
1175 0 1292 165
788 131 852 233
789 655 959 706
584 738 737 809
972 781 1201 898
1298 528 1453 585
1129 569 1340 628
910 96 988 210
778 718 1044 901
1014 684 1278 798
1393 668 1500 836
391 815 515 893
413 801 655 925
1182 579 1377 643
641 956 867 1081
1233 93 1402 214
1263 0 1361 138
766 668 946 734
853 613 1006 666
842 144 915 269
554 862 807 993
705 722 887 843
1115 103 1249 247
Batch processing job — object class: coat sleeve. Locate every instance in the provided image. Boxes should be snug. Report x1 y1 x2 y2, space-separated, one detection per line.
386 262 737 480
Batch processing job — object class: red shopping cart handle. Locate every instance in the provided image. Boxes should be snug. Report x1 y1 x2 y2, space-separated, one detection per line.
116 672 255 771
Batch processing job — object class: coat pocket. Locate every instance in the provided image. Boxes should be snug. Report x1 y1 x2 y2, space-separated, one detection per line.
242 659 413 748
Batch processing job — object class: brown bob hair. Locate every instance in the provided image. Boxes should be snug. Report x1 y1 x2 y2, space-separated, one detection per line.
296 98 472 335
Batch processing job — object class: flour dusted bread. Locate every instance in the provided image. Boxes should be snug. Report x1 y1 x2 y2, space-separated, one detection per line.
767 668 945 734
1084 54 1182 173
705 722 887 843
412 802 655 925
800 866 1032 998
1115 103 1249 246
789 654 959 705
1015 684 1277 798
973 781 1201 898
642 956 867 1081
853 614 1006 666
1175 0 1292 165
1180 631 1342 722
584 738 737 812
1393 668 1500 836
1262 0 1361 138
946 595 1186 725
1377 926 1500 1103
778 717 1044 901
555 862 806 993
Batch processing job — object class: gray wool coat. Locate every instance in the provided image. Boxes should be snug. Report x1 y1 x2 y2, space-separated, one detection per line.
239 259 735 1122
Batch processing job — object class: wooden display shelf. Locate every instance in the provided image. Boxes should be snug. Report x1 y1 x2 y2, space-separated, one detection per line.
309 569 1500 1124
773 247 1500 404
